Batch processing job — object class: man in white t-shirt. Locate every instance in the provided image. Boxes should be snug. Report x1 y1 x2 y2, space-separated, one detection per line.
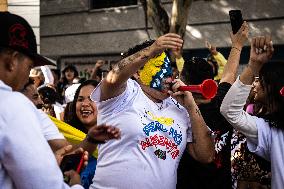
90 33 215 189
21 66 120 154
0 11 85 188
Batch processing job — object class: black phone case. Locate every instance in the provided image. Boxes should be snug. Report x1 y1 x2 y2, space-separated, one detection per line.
60 153 83 173
229 10 243 34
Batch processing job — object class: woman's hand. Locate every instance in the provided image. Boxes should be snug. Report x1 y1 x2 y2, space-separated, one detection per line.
87 124 121 143
230 21 249 50
55 145 88 167
64 170 81 186
248 36 274 74
205 41 218 55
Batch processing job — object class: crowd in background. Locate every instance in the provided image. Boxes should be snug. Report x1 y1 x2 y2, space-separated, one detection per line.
1 11 284 189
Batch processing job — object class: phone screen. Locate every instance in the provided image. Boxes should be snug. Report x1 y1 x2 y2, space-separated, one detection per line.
229 10 243 34
60 153 84 173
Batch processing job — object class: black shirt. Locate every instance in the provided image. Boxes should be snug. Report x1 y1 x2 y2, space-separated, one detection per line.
176 82 233 189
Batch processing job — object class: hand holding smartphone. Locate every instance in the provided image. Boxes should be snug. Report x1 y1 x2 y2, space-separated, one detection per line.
60 153 84 173
60 153 84 183
229 10 244 34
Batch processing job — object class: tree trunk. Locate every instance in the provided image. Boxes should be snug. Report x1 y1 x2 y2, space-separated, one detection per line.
169 0 193 38
0 0 8 11
146 0 170 37
140 0 208 39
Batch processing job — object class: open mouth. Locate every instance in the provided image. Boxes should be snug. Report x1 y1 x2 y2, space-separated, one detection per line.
80 109 93 117
162 84 171 92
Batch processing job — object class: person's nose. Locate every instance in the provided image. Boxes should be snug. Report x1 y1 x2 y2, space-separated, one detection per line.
82 98 91 106
165 77 173 83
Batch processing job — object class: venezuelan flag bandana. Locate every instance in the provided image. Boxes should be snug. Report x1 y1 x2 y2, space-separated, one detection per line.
139 52 172 91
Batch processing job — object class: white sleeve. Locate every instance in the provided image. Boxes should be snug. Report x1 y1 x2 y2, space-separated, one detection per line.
246 117 271 161
91 79 139 115
71 184 84 189
220 76 258 142
41 65 54 85
37 109 64 141
0 94 81 189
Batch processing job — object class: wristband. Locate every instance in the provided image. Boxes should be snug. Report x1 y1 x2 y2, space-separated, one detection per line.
86 134 105 144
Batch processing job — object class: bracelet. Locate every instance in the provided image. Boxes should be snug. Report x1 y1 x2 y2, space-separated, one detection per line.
86 134 105 144
232 46 241 52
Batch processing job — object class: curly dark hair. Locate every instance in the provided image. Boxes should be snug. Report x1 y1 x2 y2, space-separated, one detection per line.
180 57 214 85
38 85 60 105
259 61 284 129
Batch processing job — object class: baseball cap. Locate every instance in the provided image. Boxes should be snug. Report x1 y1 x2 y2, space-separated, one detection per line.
0 11 55 67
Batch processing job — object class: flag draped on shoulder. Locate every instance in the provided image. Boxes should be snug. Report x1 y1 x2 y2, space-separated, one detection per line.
49 115 98 158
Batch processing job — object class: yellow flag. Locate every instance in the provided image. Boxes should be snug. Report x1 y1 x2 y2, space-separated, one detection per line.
49 116 98 158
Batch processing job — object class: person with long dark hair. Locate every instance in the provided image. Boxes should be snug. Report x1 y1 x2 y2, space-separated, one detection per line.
221 35 284 189
65 80 100 189
58 65 79 101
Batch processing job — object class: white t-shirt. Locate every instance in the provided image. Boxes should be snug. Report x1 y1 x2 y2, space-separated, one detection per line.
37 109 64 141
0 80 82 189
90 79 192 189
247 118 284 189
53 102 65 121
221 77 283 189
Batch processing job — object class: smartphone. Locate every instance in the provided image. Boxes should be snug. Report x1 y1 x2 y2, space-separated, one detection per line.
60 153 84 174
229 10 243 34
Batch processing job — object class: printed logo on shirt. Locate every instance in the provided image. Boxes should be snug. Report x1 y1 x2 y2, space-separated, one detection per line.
139 110 183 160
140 134 180 159
154 149 166 160
213 130 230 168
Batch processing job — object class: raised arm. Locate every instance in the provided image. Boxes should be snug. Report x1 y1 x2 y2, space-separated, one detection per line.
99 33 183 101
90 60 105 80
170 79 215 163
220 21 249 84
220 36 274 140
240 36 273 85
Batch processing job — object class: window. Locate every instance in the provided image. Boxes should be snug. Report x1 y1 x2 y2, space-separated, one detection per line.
91 0 138 9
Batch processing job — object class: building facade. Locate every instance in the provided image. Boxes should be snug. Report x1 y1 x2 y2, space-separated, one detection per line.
40 0 284 73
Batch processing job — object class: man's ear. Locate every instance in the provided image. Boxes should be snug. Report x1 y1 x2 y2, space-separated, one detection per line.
6 51 19 72
1 51 17 72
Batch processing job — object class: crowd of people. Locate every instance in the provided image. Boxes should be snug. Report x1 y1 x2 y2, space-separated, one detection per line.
0 11 283 189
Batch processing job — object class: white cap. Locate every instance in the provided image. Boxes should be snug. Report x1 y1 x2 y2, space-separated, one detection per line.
64 83 81 103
